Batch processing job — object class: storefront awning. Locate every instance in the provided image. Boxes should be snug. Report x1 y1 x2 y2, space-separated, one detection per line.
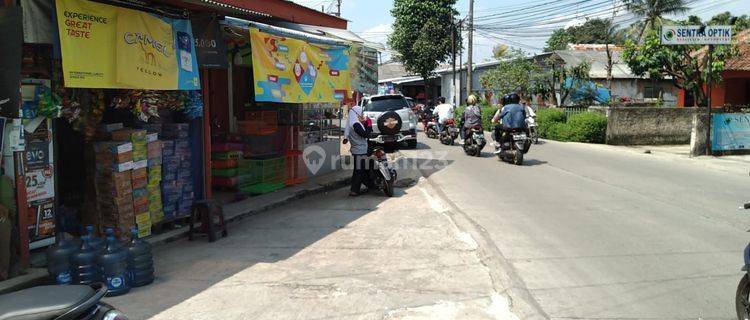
223 17 349 46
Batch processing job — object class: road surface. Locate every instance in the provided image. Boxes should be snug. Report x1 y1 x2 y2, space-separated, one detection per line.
400 135 748 319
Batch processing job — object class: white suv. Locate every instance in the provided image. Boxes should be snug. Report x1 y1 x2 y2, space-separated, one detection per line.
360 94 418 149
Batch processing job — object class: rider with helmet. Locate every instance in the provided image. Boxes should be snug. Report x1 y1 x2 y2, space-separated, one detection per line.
491 93 527 145
460 94 482 142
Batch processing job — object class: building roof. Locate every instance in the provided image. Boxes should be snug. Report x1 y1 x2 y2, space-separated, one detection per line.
552 49 640 79
378 63 411 80
726 29 750 71
434 59 504 74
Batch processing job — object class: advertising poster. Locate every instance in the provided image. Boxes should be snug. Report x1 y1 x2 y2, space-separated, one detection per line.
27 200 55 243
191 15 228 69
712 113 750 152
55 0 200 89
250 27 351 103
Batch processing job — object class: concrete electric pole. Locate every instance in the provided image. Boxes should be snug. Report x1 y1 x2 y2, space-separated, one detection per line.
466 0 474 97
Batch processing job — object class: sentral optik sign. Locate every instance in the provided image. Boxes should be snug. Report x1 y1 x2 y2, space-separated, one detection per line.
661 25 733 45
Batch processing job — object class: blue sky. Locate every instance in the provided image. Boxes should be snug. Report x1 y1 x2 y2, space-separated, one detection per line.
294 0 749 62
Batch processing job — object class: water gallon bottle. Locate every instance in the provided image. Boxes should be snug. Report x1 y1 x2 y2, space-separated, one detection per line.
86 225 105 251
72 236 101 285
98 231 130 296
127 227 154 287
45 236 77 284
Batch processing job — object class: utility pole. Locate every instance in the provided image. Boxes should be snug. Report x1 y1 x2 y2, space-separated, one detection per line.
466 0 474 97
451 17 457 106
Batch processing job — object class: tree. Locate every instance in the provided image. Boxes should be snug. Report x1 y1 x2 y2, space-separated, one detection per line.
624 0 690 42
492 44 509 60
388 0 460 100
479 50 539 98
709 12 750 32
621 30 737 107
544 18 624 52
531 57 594 106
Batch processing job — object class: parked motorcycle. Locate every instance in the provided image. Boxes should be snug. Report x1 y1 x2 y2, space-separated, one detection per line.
526 116 539 144
736 201 750 320
0 282 127 320
368 147 397 197
494 129 531 165
439 119 459 145
462 125 486 157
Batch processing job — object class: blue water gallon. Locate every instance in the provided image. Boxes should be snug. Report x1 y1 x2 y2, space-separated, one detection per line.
85 225 105 251
45 237 77 284
127 227 154 287
72 236 101 285
97 230 130 296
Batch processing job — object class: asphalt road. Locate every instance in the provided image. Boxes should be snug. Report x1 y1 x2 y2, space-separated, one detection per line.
400 135 749 320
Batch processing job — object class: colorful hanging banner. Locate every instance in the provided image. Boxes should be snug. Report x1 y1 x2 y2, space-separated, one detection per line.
250 27 351 103
55 0 200 90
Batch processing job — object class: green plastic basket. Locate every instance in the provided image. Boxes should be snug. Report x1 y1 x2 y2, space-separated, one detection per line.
211 168 239 177
212 151 242 160
239 182 285 195
238 157 285 183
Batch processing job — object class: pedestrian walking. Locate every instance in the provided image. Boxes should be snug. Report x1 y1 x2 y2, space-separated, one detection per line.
344 105 375 196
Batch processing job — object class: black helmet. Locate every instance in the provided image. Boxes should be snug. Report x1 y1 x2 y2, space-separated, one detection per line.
501 94 511 105
506 93 520 104
438 97 446 104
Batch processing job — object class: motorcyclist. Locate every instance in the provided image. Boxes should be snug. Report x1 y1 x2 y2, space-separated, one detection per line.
460 94 482 142
491 93 527 147
432 97 454 135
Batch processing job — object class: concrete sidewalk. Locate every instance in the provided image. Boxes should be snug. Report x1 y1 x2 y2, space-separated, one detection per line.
106 168 518 319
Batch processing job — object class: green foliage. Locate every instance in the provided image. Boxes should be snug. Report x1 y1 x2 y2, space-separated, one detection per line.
566 112 608 143
624 0 690 41
544 19 624 52
537 109 607 143
709 12 750 33
492 44 509 60
388 0 460 81
622 30 738 107
537 108 566 138
455 104 500 131
480 49 541 98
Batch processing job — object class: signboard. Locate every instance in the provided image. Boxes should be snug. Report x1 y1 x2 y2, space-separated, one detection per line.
0 6 23 118
250 27 351 103
191 15 228 69
26 200 55 243
661 25 733 45
712 113 750 151
25 165 55 202
55 0 200 89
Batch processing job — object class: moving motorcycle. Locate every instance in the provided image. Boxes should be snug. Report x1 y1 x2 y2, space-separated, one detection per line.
439 119 459 145
736 201 750 320
424 115 438 139
368 147 397 197
494 128 531 165
462 125 486 157
0 282 127 320
526 116 539 144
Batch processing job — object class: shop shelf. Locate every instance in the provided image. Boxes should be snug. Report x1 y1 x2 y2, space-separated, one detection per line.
212 151 242 160
241 133 286 158
211 159 238 169
211 168 239 178
239 111 278 136
239 182 285 195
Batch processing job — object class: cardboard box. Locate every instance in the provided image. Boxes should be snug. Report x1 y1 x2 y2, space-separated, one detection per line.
110 161 133 173
147 157 162 167
131 176 147 189
146 133 159 143
132 167 147 179
133 187 149 199
132 159 148 170
111 129 147 141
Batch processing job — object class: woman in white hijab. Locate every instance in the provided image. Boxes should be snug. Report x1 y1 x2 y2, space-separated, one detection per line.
344 105 374 196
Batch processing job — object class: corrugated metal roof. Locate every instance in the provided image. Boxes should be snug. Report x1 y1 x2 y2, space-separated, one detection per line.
553 50 640 79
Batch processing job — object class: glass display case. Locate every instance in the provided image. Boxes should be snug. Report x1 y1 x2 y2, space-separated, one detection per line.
302 103 342 145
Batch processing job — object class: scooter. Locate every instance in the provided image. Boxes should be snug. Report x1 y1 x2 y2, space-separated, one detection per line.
424 115 438 139
439 119 459 145
736 201 750 320
494 128 531 165
526 116 539 144
0 282 127 320
462 125 486 157
368 147 397 197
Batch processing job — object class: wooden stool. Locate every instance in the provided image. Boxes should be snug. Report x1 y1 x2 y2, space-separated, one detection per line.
188 200 228 242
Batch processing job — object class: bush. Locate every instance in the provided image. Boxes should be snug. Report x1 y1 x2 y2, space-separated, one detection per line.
547 122 573 141
537 108 566 138
566 112 607 143
454 105 500 131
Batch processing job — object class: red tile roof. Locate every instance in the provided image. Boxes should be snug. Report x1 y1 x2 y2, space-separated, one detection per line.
726 29 750 71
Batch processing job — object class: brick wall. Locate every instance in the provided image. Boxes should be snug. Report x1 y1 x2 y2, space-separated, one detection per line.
591 107 700 145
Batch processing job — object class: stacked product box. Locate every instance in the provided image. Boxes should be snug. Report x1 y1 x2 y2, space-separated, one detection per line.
161 123 193 218
113 129 151 237
147 133 163 230
211 143 243 189
94 141 134 237
161 140 178 218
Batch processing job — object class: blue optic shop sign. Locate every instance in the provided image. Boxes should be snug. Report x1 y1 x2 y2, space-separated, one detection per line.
661 25 733 45
712 113 750 151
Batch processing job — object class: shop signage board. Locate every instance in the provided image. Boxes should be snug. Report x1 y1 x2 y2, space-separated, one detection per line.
250 27 352 103
661 25 733 45
191 15 228 69
55 0 200 90
712 113 750 151
27 200 55 244
0 7 23 118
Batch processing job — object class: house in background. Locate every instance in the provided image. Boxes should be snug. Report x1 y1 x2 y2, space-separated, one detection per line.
436 60 504 106
679 29 750 108
377 62 445 103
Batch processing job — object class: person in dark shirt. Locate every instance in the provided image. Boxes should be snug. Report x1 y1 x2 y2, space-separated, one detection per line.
491 93 527 143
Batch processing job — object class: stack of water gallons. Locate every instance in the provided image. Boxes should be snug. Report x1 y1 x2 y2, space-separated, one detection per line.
45 225 154 296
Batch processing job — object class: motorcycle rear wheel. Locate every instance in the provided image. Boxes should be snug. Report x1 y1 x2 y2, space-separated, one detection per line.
737 274 750 320
513 149 524 165
426 128 437 139
384 178 394 197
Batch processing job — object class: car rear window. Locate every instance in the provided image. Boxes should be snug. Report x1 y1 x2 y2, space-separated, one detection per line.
365 97 408 112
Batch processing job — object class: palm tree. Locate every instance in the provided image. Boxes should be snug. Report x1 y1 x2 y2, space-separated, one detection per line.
624 0 690 42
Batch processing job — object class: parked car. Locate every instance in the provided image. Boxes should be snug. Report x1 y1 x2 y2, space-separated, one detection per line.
360 94 418 149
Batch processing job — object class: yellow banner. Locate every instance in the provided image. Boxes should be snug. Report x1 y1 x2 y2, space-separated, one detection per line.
115 9 176 88
250 28 351 103
55 0 200 90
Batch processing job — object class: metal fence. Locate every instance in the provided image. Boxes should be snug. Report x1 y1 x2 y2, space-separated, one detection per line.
561 107 588 118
